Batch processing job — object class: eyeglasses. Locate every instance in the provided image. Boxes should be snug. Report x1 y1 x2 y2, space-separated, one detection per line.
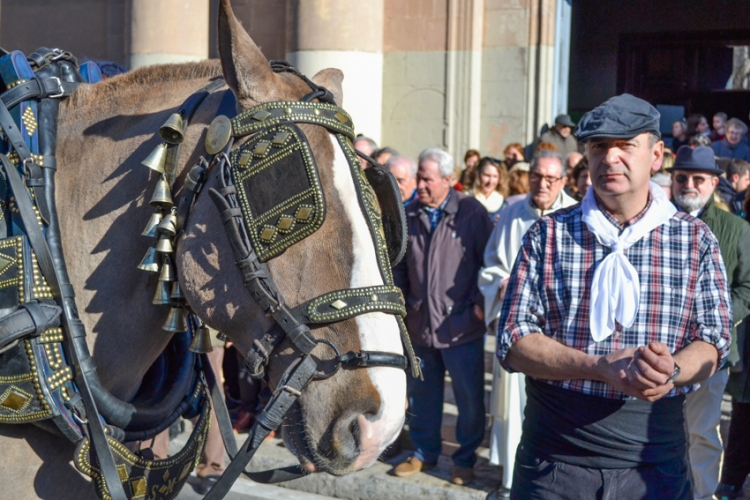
529 173 563 185
674 174 708 186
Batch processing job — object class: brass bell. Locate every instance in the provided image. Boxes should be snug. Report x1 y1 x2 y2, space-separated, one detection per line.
152 280 172 305
157 210 177 237
188 325 214 353
141 211 163 238
137 247 160 272
155 235 173 254
159 113 185 145
150 177 173 208
163 306 188 333
142 143 168 174
170 281 184 300
158 256 176 282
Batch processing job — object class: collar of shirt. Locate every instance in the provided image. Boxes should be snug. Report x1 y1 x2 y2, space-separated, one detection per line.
593 193 654 233
422 191 452 231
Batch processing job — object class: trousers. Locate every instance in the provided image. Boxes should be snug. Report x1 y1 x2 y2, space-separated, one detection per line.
407 338 486 467
720 400 750 491
684 368 728 500
510 445 692 500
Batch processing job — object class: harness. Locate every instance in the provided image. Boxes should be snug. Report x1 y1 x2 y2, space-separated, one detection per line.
0 47 419 500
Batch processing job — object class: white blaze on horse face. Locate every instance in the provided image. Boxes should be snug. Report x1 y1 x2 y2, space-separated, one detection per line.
329 135 406 467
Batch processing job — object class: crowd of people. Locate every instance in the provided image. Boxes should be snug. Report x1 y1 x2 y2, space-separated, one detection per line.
158 96 750 500
370 96 750 500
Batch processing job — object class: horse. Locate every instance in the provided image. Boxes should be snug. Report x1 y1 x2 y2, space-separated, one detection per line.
0 1 408 498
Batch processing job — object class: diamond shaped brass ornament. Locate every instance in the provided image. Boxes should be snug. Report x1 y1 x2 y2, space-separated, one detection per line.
0 387 31 412
335 111 349 124
277 216 294 231
162 470 170 482
252 110 272 121
331 299 347 310
253 141 270 157
22 107 37 136
296 206 313 222
130 477 147 497
259 226 277 243
0 253 13 275
117 464 128 482
271 132 290 146
238 152 252 167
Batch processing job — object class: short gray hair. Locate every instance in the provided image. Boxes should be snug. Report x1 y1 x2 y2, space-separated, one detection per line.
418 147 454 178
530 150 565 176
384 155 417 178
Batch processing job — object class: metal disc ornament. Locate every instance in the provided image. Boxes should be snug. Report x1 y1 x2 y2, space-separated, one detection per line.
205 115 232 155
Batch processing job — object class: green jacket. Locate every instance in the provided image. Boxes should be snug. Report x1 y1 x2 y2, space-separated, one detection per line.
697 197 750 394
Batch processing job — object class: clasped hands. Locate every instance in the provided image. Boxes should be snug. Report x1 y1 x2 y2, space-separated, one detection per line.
600 342 677 402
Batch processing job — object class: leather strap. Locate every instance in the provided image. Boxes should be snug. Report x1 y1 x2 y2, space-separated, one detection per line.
0 302 61 349
0 155 128 500
0 76 80 110
203 355 317 500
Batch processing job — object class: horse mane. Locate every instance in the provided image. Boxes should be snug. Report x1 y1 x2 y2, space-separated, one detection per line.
66 59 224 109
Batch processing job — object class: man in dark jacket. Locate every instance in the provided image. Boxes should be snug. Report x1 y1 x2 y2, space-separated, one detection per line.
539 114 579 155
392 147 492 486
670 146 750 500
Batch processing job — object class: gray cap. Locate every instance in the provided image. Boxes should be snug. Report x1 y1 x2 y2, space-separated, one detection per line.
554 114 576 128
574 94 661 142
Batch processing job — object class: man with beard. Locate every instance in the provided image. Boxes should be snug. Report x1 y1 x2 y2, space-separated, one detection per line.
669 145 750 500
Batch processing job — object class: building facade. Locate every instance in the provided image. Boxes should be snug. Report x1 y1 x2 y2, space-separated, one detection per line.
0 0 573 163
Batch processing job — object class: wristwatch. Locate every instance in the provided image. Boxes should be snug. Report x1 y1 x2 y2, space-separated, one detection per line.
667 362 681 383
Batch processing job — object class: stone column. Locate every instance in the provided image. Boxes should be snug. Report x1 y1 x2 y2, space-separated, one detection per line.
286 0 384 144
128 0 210 69
445 0 484 161
524 0 557 142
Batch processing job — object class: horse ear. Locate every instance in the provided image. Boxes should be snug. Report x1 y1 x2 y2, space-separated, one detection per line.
218 0 275 102
311 69 344 107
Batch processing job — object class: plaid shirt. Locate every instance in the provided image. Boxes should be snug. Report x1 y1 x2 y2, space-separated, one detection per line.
497 199 732 399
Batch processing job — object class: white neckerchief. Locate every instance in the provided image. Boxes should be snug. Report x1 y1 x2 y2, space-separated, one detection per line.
582 182 676 342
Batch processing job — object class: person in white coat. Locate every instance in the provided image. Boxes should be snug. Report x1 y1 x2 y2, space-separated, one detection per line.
478 149 576 494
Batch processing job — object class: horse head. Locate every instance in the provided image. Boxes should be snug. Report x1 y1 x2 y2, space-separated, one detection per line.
176 0 408 475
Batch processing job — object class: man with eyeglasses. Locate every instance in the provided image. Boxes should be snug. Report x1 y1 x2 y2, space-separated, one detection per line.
478 149 575 496
497 94 731 499
668 145 750 500
712 118 750 161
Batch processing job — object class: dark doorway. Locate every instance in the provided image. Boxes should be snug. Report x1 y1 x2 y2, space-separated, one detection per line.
617 30 750 121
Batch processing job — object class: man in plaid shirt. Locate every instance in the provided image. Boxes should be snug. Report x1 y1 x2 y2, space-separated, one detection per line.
497 94 731 500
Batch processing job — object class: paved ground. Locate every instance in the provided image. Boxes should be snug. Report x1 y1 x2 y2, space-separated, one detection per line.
173 336 749 500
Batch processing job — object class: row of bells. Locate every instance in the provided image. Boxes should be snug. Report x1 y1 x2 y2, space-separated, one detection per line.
136 112 214 353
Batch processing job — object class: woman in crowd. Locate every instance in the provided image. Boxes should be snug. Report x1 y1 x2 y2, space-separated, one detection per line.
470 157 508 223
503 143 524 170
459 149 481 189
502 164 530 208
671 119 688 151
687 113 711 139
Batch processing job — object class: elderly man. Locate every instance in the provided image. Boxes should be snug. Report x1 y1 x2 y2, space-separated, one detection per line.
384 155 417 205
539 114 579 156
669 146 750 500
478 149 576 495
712 118 750 161
393 147 492 485
498 94 731 499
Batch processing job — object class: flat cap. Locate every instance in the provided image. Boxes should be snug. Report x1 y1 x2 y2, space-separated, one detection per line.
554 114 576 128
574 93 661 142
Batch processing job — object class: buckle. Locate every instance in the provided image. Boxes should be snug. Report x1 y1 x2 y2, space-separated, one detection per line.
48 77 65 99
